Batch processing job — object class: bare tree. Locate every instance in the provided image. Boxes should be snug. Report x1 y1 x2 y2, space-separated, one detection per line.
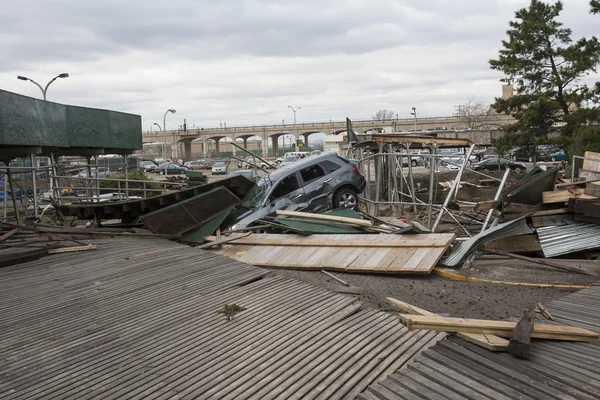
373 109 395 121
456 98 491 129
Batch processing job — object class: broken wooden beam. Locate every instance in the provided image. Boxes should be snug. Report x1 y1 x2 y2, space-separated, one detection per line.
508 307 535 359
398 314 599 342
47 244 97 254
537 303 555 321
275 210 374 227
387 297 509 352
481 249 596 276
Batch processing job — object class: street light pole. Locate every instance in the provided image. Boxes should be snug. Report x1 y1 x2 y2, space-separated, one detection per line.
17 73 69 100
153 123 164 161
288 105 301 151
162 109 176 175
410 107 417 131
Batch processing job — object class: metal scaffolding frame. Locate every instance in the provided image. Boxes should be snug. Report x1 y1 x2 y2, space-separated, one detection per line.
347 134 502 231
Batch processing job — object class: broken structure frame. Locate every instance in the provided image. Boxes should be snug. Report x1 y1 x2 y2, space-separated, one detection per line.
347 134 504 231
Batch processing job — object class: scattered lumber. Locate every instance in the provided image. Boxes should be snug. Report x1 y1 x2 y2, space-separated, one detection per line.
482 249 597 276
542 188 595 204
508 307 535 359
387 297 509 352
211 233 455 275
321 270 349 286
0 228 19 242
197 232 251 249
398 314 600 342
47 244 97 254
537 303 555 321
585 182 600 197
275 210 374 227
556 177 600 188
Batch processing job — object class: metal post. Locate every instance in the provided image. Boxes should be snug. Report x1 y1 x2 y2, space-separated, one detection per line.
124 154 129 199
406 143 418 216
6 169 21 225
374 142 384 216
427 144 438 229
50 152 59 201
30 154 38 219
481 167 510 232
95 155 100 201
432 143 475 231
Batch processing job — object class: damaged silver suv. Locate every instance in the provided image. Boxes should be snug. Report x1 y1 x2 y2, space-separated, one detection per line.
226 152 366 230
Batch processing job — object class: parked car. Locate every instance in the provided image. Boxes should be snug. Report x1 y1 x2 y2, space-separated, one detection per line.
276 151 310 165
227 169 265 182
211 161 229 175
549 149 567 161
76 167 111 178
153 163 188 175
225 152 366 230
138 160 157 172
279 155 301 168
471 158 527 173
185 159 210 170
440 152 478 166
508 146 548 162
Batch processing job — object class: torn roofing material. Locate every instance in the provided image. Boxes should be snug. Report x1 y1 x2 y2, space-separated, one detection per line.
537 222 600 258
442 217 533 267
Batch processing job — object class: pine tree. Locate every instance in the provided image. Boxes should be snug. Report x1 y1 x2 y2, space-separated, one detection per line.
489 0 600 156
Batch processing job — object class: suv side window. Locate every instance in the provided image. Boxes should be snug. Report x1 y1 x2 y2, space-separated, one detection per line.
320 160 341 173
270 174 300 201
299 164 326 184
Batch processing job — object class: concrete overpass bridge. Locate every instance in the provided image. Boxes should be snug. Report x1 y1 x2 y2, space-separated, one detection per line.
142 114 514 160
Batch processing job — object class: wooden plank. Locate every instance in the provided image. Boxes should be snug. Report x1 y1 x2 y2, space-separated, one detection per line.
220 235 452 248
197 232 251 249
584 183 600 196
398 314 600 342
556 177 600 188
481 249 597 276
542 188 596 204
537 303 555 321
387 297 509 351
275 210 374 226
483 234 542 253
508 307 535 359
0 228 19 242
47 244 96 254
474 199 497 212
530 208 569 217
582 150 600 172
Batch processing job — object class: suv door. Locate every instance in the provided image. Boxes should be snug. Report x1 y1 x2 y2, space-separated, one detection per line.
299 162 337 212
266 172 309 213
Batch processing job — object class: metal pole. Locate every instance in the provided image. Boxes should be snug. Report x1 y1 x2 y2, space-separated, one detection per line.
124 154 129 199
432 143 475 232
481 167 510 232
95 155 100 201
406 144 418 216
427 144 438 229
374 142 384 216
30 154 38 219
6 169 21 225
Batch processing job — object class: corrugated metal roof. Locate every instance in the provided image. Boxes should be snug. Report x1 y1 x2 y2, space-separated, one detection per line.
442 217 533 267
537 222 600 257
360 283 600 400
0 237 442 400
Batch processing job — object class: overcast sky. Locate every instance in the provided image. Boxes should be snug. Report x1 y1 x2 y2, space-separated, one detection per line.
2 0 598 132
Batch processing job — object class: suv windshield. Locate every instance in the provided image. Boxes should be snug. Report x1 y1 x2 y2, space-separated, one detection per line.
242 178 271 208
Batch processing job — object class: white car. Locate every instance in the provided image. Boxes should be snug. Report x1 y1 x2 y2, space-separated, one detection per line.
211 162 228 175
279 155 301 168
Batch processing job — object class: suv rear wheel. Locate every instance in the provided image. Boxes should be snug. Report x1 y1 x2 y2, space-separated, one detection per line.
333 188 358 209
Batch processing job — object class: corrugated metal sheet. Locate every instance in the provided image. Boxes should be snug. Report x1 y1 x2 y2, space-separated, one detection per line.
537 222 600 257
442 217 533 267
361 283 600 400
0 237 442 400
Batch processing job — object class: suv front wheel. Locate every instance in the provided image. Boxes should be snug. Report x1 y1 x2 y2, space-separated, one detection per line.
333 188 358 209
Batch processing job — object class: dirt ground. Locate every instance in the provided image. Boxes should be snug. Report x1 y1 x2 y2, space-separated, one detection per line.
268 256 600 320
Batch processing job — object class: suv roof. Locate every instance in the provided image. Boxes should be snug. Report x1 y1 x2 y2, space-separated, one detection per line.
268 152 346 181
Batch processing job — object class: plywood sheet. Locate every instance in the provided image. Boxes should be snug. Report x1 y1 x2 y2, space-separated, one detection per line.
211 233 455 275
